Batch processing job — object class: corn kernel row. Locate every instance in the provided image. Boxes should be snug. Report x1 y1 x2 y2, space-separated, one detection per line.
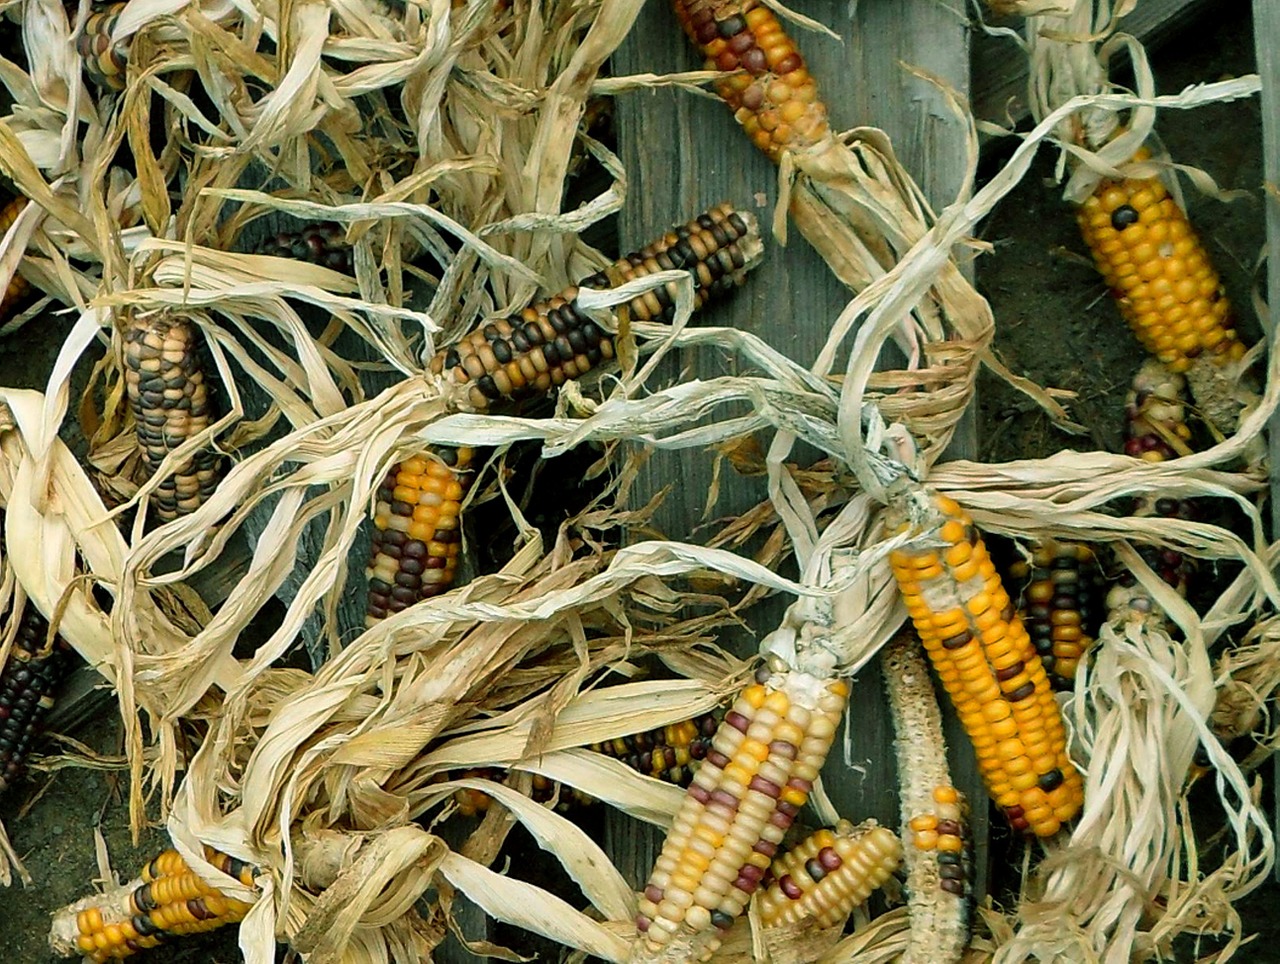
671 0 830 162
77 3 130 90
0 603 74 792
253 222 352 273
633 666 849 960
428 203 761 413
123 315 224 523
757 820 902 929
1007 541 1104 689
56 846 255 961
0 195 31 322
364 446 474 626
887 487 1084 838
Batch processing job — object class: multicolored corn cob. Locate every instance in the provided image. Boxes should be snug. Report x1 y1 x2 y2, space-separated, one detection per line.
428 203 762 413
881 635 971 964
633 665 849 961
77 3 131 90
451 711 722 815
123 316 223 523
0 604 74 793
886 485 1084 838
1008 541 1104 689
253 222 352 273
670 0 831 162
49 846 255 960
757 820 902 929
364 446 474 627
0 195 31 323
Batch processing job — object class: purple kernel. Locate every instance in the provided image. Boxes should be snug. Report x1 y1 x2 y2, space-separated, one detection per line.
786 777 813 793
636 914 651 932
725 711 750 733
706 750 731 769
767 740 797 760
644 885 664 903
688 784 711 804
710 789 740 811
776 800 800 817
732 873 758 894
779 875 803 900
748 775 781 798
770 810 794 829
739 863 765 883
817 846 842 871
753 839 778 857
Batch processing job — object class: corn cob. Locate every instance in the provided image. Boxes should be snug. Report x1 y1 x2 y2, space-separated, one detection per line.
0 604 74 793
886 485 1084 838
0 195 31 323
364 445 474 627
49 846 255 960
253 222 353 273
1008 541 1104 689
451 711 722 815
77 3 131 91
670 0 831 162
1077 146 1250 436
451 768 595 816
633 666 849 961
428 203 762 413
123 316 223 523
757 819 902 929
881 635 972 964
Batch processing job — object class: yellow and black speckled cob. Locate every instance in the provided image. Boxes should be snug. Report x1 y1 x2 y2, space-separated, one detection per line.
77 3 131 91
50 846 255 960
428 202 762 412
0 604 73 793
123 316 224 523
364 446 474 627
1008 541 1105 690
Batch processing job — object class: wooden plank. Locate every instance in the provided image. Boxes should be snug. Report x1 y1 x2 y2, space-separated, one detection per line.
1251 0 1280 880
973 0 1213 131
607 0 989 896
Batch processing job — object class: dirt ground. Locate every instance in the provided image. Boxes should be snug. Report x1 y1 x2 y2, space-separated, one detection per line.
1 2 1277 963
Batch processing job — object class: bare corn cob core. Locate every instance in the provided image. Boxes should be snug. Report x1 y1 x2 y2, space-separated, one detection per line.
428 203 762 412
0 604 73 792
253 222 353 273
364 445 474 627
0 195 31 322
632 666 849 961
671 0 831 162
886 487 1084 838
49 846 255 960
77 3 130 90
453 710 722 815
123 316 223 522
758 820 902 929
1076 147 1244 375
1008 541 1104 689
881 636 971 963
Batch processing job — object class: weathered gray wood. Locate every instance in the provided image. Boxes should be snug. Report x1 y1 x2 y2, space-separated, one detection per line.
973 0 1213 130
608 0 989 898
1251 0 1280 881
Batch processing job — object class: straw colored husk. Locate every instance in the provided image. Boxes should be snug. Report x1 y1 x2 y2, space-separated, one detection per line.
0 1 1274 963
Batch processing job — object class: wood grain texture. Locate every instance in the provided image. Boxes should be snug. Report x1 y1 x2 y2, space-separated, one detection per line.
1251 0 1279 881
607 0 991 897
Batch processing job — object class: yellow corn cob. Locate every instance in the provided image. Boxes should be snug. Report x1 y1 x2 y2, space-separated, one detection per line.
429 203 761 413
77 3 131 90
1008 541 1103 689
1076 147 1244 376
671 0 831 162
633 666 849 961
881 635 971 963
886 485 1084 838
50 846 255 960
757 820 902 929
0 195 31 322
364 446 474 627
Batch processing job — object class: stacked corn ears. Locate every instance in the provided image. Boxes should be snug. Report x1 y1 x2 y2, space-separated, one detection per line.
886 484 1084 838
631 664 849 961
49 847 255 960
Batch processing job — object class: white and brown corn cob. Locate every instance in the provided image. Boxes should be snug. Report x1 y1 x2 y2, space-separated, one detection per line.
364 445 474 627
49 846 255 960
632 665 849 961
886 484 1084 838
0 602 74 793
881 635 972 963
1008 541 1104 690
123 316 224 523
428 203 762 413
670 0 831 163
77 3 131 91
757 819 902 930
